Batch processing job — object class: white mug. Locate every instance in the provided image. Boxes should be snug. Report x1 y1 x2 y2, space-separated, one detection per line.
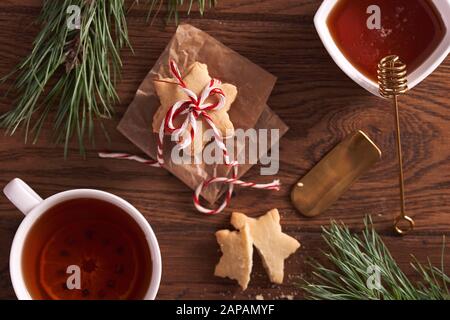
3 178 162 300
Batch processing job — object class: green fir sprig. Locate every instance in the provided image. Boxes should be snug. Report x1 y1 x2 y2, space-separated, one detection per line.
1 0 217 156
1 0 130 157
301 217 449 300
135 0 217 23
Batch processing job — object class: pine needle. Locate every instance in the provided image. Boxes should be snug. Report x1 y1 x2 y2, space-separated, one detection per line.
0 0 130 157
301 216 450 300
135 0 217 24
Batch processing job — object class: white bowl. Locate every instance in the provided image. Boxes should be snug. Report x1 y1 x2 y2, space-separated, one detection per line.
314 0 450 96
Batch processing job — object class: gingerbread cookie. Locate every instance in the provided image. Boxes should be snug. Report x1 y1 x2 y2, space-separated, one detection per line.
153 62 237 154
231 209 300 284
214 224 253 290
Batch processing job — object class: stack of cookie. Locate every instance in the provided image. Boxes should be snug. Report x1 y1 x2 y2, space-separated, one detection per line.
117 25 289 205
215 209 300 290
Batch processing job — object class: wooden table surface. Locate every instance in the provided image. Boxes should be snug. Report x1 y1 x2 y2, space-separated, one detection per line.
0 0 449 300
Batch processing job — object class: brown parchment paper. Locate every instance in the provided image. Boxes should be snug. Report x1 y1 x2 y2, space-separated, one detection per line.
118 24 288 204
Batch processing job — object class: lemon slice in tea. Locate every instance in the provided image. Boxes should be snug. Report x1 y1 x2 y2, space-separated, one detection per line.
39 220 139 300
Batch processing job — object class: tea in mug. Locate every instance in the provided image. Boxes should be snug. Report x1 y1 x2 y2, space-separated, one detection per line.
21 198 152 300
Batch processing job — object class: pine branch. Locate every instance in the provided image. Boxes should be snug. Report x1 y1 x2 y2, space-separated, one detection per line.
301 217 450 300
134 0 218 23
1 0 130 157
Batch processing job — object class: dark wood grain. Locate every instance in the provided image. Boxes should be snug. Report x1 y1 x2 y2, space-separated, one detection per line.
0 0 449 300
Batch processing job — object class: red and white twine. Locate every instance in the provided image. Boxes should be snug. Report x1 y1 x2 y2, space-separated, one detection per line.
98 152 160 167
99 60 280 214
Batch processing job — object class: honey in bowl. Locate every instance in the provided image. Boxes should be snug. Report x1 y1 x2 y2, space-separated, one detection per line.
21 198 152 300
327 0 446 82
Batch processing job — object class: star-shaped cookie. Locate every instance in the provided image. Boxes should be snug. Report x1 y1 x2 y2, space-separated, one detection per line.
231 209 300 284
214 224 253 290
153 62 237 154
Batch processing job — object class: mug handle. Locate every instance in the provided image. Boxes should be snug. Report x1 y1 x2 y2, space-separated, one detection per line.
3 178 43 215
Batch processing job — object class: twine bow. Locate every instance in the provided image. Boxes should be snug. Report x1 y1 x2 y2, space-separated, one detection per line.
157 60 229 165
100 60 280 214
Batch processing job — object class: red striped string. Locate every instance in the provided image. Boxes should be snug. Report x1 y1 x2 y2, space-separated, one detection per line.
99 60 280 214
